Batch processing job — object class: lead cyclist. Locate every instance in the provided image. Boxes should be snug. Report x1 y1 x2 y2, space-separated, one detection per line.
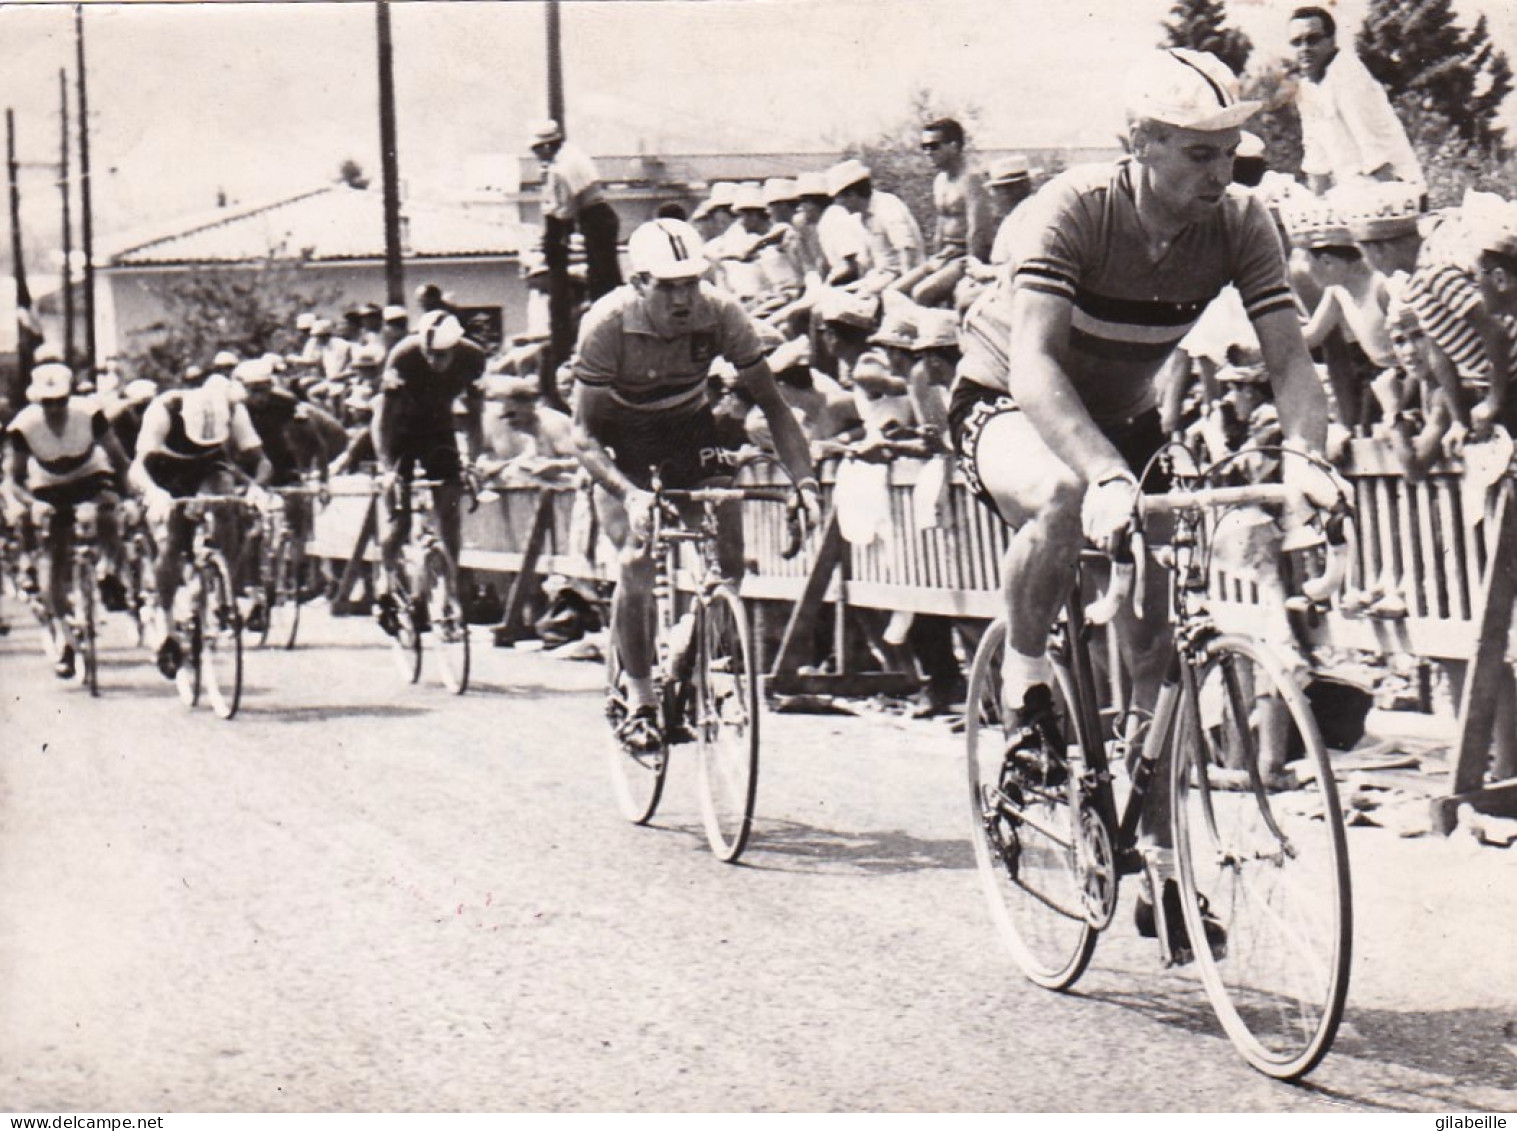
948 49 1340 958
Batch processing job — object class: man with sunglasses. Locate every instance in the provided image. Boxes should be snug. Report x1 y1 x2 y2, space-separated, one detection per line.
570 218 821 751
892 118 992 308
1289 5 1422 197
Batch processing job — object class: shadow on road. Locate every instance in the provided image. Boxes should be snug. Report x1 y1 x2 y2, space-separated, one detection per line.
743 818 977 875
235 703 431 723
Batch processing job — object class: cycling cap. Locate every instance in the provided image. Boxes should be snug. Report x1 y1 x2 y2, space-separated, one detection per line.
26 362 73 402
418 310 465 351
1125 49 1260 131
628 219 708 281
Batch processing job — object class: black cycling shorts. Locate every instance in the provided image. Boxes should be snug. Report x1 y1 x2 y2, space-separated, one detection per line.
595 405 739 491
394 432 463 484
948 379 1169 511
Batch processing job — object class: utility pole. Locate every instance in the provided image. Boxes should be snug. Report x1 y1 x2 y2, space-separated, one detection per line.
75 4 97 379
544 0 571 393
7 109 38 406
59 68 74 367
375 0 404 306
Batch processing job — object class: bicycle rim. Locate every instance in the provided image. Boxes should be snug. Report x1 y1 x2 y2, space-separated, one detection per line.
695 586 759 863
422 545 469 694
965 619 1098 991
1171 634 1352 1080
73 561 99 697
200 558 245 720
605 640 667 824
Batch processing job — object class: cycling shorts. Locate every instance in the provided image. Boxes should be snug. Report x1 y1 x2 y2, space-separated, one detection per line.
393 432 463 485
594 405 739 491
948 379 1169 511
142 453 238 500
33 473 118 513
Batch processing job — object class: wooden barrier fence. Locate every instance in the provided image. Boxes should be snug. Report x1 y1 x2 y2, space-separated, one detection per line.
308 447 1516 829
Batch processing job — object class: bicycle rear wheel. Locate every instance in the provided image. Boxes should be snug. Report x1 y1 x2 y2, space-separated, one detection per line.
259 533 302 650
421 543 469 694
965 619 1099 991
605 638 668 824
199 555 245 720
694 585 759 863
71 559 99 697
1171 634 1352 1081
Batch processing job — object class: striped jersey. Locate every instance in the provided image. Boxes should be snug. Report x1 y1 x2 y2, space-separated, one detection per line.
573 282 764 426
1400 260 1517 389
957 159 1294 426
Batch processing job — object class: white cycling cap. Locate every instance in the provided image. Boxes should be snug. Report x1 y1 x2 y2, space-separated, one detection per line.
418 309 465 351
26 362 73 402
1125 49 1260 132
627 219 708 281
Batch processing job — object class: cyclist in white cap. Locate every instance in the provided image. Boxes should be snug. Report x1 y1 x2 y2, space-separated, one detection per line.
3 362 131 677
570 218 821 751
370 309 487 631
130 362 270 678
949 48 1333 958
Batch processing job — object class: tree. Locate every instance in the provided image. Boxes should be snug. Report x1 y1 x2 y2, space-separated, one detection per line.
122 250 341 385
1240 62 1304 180
840 87 982 236
1357 0 1512 155
337 158 371 190
1159 0 1253 76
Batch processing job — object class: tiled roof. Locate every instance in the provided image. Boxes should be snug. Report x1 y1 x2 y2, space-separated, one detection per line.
107 185 527 267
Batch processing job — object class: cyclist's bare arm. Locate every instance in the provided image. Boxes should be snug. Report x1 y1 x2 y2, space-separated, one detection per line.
568 383 642 503
1253 305 1329 453
100 427 132 487
2 435 39 510
734 357 816 489
1006 287 1127 484
371 388 400 474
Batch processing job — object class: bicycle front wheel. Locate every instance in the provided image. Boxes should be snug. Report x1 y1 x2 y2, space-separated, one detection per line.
199 556 245 720
421 544 469 694
605 638 667 825
175 569 202 708
1171 634 1352 1081
694 585 760 863
965 619 1098 991
71 559 99 697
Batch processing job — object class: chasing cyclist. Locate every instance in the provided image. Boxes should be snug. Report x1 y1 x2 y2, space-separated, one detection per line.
950 49 1334 957
3 361 131 678
130 363 270 678
570 218 821 751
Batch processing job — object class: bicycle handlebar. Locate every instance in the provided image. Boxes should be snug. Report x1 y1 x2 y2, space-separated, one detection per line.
1083 478 1353 626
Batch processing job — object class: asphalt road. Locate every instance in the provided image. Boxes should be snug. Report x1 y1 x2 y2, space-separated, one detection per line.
1 599 1513 1113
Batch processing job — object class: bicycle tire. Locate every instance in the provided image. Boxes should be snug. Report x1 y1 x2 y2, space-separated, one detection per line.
605 636 668 825
420 543 469 694
1170 633 1352 1081
72 558 99 697
259 533 302 650
384 574 423 684
125 529 158 649
694 584 760 863
199 555 245 720
965 618 1099 991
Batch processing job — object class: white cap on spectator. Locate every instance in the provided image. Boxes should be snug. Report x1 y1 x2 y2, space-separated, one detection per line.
795 172 829 199
212 350 240 369
825 159 871 197
310 319 334 336
528 119 564 147
768 335 812 372
233 357 275 386
762 178 800 206
706 182 738 210
912 307 961 351
295 312 315 332
985 155 1035 187
26 362 72 402
817 286 879 330
382 304 408 323
124 378 159 405
732 183 766 213
1125 49 1260 132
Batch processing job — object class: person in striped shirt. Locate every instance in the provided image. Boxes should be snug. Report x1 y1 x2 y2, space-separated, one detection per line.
948 50 1333 957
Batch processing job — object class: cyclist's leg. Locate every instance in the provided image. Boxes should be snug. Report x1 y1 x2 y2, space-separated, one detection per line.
954 391 1084 716
375 459 414 597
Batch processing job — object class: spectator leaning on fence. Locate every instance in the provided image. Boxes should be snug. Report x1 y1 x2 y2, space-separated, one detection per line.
1288 5 1424 197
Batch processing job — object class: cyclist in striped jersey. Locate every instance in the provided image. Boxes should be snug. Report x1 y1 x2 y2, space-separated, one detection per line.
570 218 820 751
948 50 1333 956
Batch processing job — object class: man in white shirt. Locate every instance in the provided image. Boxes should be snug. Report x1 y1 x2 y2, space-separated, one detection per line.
1290 6 1423 196
825 159 924 294
529 119 622 300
